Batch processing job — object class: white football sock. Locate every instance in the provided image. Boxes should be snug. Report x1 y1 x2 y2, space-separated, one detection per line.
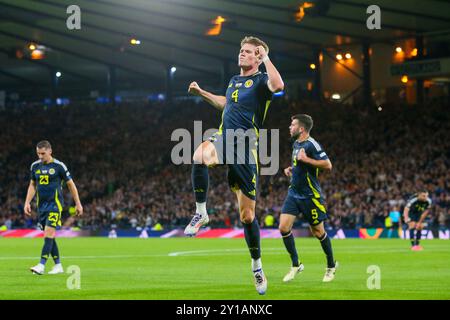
196 202 207 216
252 258 262 272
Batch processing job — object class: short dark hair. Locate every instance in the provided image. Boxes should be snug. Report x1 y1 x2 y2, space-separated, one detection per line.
36 140 52 149
240 36 269 55
292 114 313 133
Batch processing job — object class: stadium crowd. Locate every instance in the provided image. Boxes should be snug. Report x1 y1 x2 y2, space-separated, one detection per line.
0 97 449 231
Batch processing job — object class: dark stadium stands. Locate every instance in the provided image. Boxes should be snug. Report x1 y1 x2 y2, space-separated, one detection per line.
0 99 449 231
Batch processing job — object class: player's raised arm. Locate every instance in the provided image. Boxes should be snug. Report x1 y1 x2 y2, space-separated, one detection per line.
66 179 83 216
256 46 284 93
188 81 226 111
24 180 36 216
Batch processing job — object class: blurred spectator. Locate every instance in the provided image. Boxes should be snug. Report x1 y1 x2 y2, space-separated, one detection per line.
263 213 276 228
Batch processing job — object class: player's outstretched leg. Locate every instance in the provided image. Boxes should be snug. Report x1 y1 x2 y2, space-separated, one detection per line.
279 214 304 282
30 226 55 275
48 238 64 274
185 141 217 236
238 191 266 295
311 222 337 282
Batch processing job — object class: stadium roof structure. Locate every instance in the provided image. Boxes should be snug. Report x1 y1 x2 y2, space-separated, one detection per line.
1 0 450 98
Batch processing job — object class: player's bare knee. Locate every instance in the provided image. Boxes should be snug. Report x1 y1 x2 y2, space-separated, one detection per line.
315 232 325 239
203 156 216 167
194 145 218 166
205 149 219 166
193 148 205 164
279 225 291 235
312 229 324 239
241 217 254 224
44 229 56 238
240 208 255 224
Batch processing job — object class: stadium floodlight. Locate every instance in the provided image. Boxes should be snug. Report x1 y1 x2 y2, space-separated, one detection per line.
331 93 341 100
294 2 314 22
130 38 141 45
206 16 226 36
30 49 44 60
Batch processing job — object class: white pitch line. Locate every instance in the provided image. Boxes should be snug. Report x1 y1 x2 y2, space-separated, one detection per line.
168 246 450 257
1 247 447 260
0 254 168 261
168 248 248 257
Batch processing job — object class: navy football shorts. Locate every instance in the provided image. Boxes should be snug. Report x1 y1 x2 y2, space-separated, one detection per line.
37 201 62 230
38 211 62 230
281 195 328 226
409 212 422 222
209 132 258 200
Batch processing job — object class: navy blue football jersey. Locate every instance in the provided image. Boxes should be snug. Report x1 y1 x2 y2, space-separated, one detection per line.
218 71 273 136
30 159 72 213
406 195 432 216
289 137 329 199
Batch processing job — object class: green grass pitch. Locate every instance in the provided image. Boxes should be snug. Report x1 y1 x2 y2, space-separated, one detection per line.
1 238 449 300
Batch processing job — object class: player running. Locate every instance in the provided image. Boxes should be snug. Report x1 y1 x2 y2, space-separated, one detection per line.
24 140 83 275
184 36 284 294
403 191 432 251
280 114 338 283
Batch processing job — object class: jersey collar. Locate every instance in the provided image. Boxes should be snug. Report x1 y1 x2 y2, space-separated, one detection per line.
42 158 54 165
237 71 261 79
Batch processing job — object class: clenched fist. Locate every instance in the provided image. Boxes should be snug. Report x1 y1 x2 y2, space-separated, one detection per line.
255 46 268 63
188 81 202 96
284 167 292 177
297 148 308 162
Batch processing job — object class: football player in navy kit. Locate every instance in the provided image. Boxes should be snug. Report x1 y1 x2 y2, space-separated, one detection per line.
403 191 432 251
24 140 83 275
184 36 284 295
280 114 338 283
